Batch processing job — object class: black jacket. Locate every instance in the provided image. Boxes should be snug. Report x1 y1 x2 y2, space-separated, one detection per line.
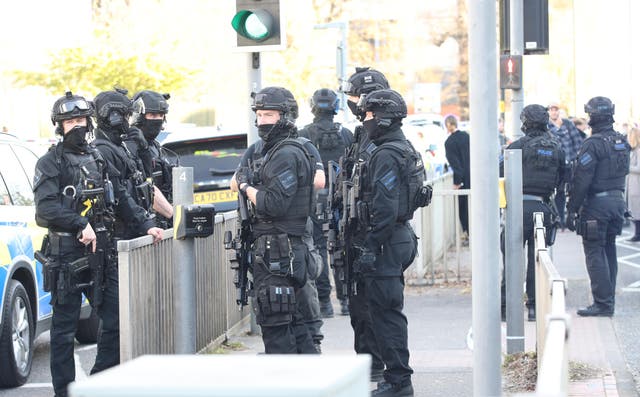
444 130 471 187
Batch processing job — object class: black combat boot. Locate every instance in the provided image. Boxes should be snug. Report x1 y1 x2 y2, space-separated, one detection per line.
372 381 414 397
628 221 640 242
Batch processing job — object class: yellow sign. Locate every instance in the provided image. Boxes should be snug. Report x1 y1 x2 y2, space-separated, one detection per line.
194 189 238 205
499 178 506 208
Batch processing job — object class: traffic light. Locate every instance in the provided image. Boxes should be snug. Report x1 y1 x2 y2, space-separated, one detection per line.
231 0 285 52
500 55 523 90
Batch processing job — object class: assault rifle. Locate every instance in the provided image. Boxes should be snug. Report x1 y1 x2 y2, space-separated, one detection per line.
78 174 115 308
224 189 253 308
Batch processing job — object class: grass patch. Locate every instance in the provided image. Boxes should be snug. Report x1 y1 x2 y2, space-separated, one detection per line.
206 340 247 355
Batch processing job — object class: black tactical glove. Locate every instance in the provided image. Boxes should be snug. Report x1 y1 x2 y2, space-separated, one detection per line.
354 247 376 274
566 211 578 232
128 127 149 151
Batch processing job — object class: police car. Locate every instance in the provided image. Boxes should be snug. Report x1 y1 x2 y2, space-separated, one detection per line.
0 135 97 387
160 127 247 213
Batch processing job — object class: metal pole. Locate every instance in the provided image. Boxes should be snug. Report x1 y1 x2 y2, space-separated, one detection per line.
247 52 261 335
504 149 525 353
247 52 261 147
172 167 196 354
468 0 501 395
510 0 524 140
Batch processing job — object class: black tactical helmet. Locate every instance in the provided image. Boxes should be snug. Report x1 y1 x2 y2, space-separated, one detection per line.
361 89 407 126
584 96 615 116
520 104 549 132
251 86 299 126
340 67 390 97
51 92 94 135
51 92 93 125
310 88 339 115
131 90 170 126
94 89 132 124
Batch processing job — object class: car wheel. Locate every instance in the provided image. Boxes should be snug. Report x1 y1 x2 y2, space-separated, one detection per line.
0 280 34 387
76 307 99 344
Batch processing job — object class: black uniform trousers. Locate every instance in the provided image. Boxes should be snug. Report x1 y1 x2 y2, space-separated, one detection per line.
501 199 553 309
50 255 119 395
579 196 625 312
349 277 385 371
90 266 120 374
50 270 91 396
296 280 323 347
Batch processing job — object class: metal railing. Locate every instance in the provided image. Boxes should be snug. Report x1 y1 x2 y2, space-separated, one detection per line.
408 173 470 285
530 212 570 396
118 212 248 361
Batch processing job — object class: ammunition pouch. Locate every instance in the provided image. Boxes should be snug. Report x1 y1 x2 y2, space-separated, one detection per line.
255 285 295 326
134 179 154 211
356 201 370 228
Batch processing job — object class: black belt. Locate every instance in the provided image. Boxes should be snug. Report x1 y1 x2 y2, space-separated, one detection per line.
590 190 624 199
522 194 545 202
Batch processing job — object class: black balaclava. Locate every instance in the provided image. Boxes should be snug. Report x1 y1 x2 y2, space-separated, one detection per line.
140 119 164 140
364 119 402 145
63 125 89 152
588 114 615 131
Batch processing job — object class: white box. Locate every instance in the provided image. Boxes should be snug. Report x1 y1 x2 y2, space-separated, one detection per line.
69 354 371 397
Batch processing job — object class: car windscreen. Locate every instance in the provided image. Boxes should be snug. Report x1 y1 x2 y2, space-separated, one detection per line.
164 136 247 185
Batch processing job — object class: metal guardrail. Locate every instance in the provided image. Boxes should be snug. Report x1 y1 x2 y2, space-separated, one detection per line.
531 212 570 396
408 173 470 285
118 212 248 361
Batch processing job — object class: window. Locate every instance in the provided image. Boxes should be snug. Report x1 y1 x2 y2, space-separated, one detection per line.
0 144 34 206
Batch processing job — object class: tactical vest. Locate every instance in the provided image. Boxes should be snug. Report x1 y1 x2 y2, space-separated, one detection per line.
254 138 313 224
364 140 431 222
304 121 348 172
94 138 154 212
149 141 174 200
54 145 113 223
521 134 563 196
590 131 630 192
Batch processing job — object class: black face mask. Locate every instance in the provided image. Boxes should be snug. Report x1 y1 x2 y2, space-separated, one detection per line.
63 125 88 152
107 110 129 134
347 100 365 120
258 124 277 141
364 119 384 141
140 119 164 140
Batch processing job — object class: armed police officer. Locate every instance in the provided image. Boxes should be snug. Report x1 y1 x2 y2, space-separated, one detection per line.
299 88 353 317
567 96 630 317
34 92 161 397
333 66 390 381
357 89 430 397
230 86 317 354
499 104 565 321
128 90 175 227
91 89 163 372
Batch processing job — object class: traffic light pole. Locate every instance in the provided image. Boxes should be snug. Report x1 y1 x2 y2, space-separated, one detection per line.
510 0 524 140
247 52 261 147
469 1 501 395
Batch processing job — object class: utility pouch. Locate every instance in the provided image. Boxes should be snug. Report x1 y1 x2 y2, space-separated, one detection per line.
356 201 370 227
268 285 296 314
135 180 154 210
585 219 600 241
255 234 293 277
42 257 59 293
415 185 433 208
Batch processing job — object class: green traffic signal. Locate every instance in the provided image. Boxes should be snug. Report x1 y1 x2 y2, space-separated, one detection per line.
231 9 275 42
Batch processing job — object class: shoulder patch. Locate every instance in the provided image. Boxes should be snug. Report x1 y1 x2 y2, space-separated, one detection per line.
33 168 43 187
277 169 296 191
379 169 398 191
579 152 593 166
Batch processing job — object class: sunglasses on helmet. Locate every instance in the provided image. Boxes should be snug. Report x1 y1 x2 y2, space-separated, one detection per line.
58 98 90 114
